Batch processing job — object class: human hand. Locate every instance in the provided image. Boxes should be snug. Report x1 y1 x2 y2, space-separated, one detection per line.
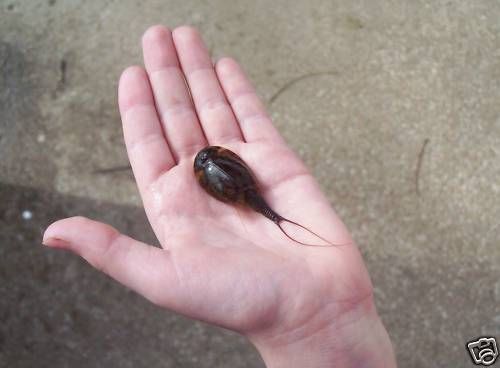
43 25 396 367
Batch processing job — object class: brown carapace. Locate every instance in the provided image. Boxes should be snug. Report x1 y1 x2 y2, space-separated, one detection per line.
193 146 335 247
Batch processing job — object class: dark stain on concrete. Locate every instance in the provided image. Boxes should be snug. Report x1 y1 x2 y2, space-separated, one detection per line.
0 41 57 188
345 16 364 30
58 58 67 89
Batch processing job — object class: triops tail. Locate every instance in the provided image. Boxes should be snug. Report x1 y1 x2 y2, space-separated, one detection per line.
246 190 347 247
276 217 347 247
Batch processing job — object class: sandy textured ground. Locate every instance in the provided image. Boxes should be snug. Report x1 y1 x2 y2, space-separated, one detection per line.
1 1 499 367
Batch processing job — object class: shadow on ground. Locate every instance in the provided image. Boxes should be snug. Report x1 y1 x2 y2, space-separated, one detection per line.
0 183 263 368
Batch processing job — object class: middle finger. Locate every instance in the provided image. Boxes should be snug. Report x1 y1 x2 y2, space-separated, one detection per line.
172 26 244 145
142 25 207 162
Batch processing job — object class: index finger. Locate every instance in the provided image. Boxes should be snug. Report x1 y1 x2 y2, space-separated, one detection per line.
119 66 175 192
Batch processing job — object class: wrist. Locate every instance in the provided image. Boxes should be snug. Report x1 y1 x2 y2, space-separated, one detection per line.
248 296 397 368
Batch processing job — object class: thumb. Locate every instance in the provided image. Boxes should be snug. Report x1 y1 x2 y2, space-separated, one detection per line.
43 216 175 307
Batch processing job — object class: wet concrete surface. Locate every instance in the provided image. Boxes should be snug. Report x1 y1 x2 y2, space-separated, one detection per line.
1 0 500 367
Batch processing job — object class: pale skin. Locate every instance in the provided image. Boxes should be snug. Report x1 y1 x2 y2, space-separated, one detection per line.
43 25 397 367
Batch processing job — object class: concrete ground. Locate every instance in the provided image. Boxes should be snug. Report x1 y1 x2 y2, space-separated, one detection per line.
1 0 499 367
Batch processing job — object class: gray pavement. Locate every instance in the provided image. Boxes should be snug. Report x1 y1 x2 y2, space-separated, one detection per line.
1 0 499 367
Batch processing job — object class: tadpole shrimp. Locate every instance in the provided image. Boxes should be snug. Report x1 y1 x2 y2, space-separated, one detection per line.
194 146 337 247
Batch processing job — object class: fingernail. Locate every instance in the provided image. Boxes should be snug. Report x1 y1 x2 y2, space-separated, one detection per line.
42 236 70 249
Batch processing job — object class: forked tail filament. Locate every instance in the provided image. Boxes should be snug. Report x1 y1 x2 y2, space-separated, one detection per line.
276 217 349 247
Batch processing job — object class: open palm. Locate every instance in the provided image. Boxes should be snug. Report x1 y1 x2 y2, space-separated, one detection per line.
44 26 375 348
